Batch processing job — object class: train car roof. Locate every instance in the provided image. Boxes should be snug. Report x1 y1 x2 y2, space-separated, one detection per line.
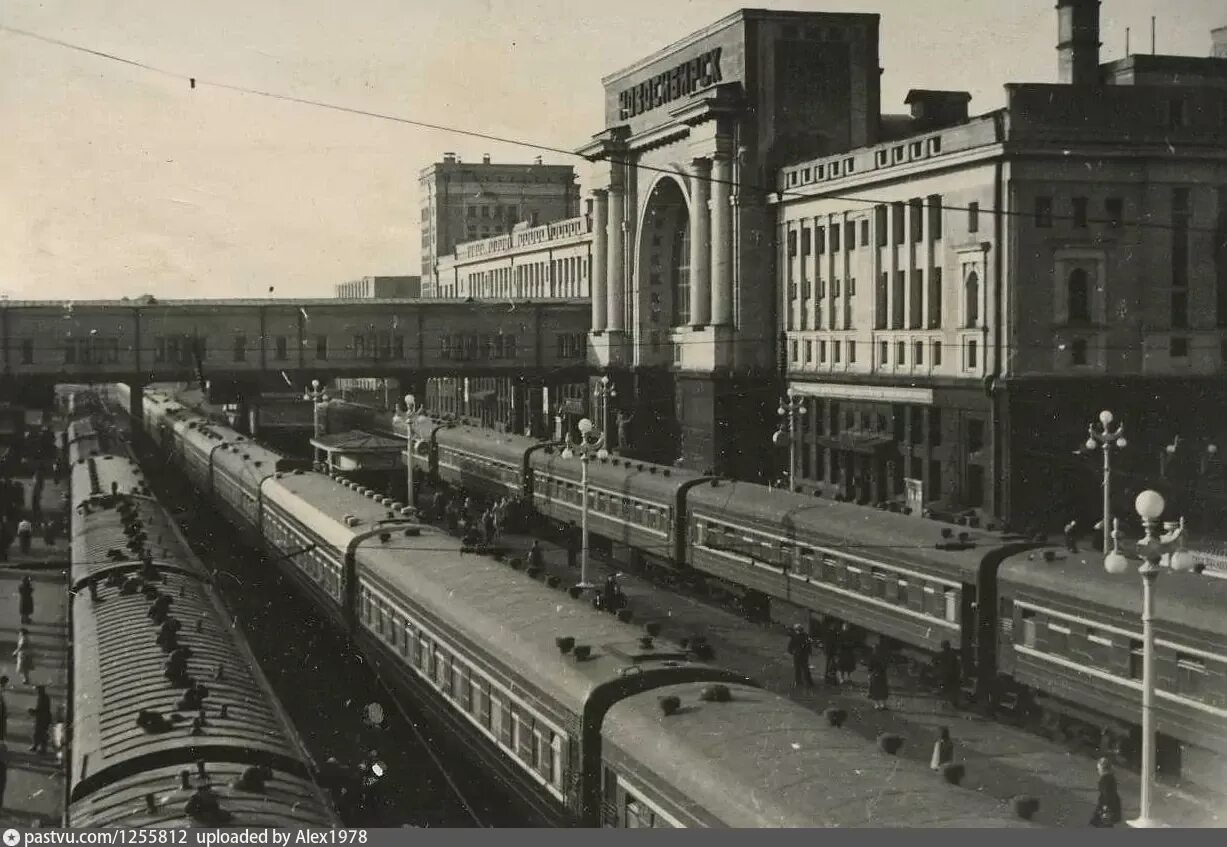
71 453 149 503
687 480 1022 581
435 424 538 464
531 448 711 502
998 546 1227 638
70 561 322 807
358 534 738 716
262 470 400 553
68 762 336 828
70 490 200 586
603 682 1032 828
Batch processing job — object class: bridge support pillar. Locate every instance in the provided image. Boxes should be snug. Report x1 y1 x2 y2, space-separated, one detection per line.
127 381 146 429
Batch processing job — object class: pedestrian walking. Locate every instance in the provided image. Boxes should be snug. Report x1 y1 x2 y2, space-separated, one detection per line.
1089 758 1122 827
432 490 446 523
528 540 544 571
16 518 32 554
786 624 814 688
29 685 51 753
0 675 8 739
867 648 890 710
930 726 954 771
936 640 962 709
13 628 33 685
482 509 496 545
837 624 857 683
1064 520 1079 553
19 575 34 624
43 519 57 547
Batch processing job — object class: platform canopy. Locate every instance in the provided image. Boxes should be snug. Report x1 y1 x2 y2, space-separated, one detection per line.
309 429 405 472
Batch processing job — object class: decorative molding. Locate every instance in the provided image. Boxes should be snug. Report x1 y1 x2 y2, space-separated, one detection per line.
788 381 935 406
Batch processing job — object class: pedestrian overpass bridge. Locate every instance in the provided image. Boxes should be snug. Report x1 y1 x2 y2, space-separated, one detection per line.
0 297 592 410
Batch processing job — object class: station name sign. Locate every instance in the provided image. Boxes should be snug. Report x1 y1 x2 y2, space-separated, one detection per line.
617 47 723 120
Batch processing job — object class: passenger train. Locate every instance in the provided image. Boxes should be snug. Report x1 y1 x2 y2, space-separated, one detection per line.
65 394 339 828
415 423 1227 793
130 385 1035 827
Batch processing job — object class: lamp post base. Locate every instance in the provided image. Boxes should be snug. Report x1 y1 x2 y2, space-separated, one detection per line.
1126 817 1168 829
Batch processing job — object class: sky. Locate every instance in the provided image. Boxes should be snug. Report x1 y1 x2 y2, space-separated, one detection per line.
1 0 1223 301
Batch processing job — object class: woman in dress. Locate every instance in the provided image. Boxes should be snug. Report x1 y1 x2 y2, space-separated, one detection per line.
13 628 33 685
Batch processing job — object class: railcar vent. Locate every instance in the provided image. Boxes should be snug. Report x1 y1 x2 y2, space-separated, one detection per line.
636 463 645 471
648 467 656 474
399 507 415 517
658 695 681 716
345 516 362 528
700 684 732 703
403 527 421 537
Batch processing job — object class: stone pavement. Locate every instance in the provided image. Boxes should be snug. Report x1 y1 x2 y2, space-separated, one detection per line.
418 483 1225 829
0 454 70 826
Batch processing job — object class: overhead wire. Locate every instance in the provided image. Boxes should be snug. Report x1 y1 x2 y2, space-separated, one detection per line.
4 23 1227 234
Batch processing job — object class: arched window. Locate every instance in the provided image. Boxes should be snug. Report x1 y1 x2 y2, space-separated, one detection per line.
1068 268 1090 324
964 271 980 328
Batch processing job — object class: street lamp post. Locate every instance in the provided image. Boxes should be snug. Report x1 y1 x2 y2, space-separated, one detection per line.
594 375 617 448
302 379 330 468
773 395 807 492
1085 409 1126 554
394 394 426 516
1161 436 1219 478
1103 491 1199 829
561 417 608 592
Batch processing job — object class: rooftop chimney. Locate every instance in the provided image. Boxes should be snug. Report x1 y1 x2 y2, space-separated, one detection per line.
443 152 456 163
903 90 972 129
1213 26 1227 59
534 156 543 165
1056 0 1101 86
482 154 491 165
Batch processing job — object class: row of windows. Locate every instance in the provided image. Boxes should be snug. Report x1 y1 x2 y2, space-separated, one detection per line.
1008 603 1221 707
357 583 567 793
693 519 960 624
533 472 671 533
460 254 588 300
602 770 676 829
264 507 343 599
440 448 519 487
64 337 121 365
440 334 518 361
556 333 586 359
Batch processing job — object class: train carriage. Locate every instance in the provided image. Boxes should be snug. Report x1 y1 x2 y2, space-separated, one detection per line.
211 436 298 528
530 450 710 566
600 681 1034 828
685 481 1039 673
431 425 534 500
353 524 751 827
997 546 1227 790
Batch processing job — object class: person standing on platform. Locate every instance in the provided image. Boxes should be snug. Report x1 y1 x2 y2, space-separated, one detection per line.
13 629 33 686
16 519 32 555
867 646 891 710
528 540 544 572
786 625 814 688
19 575 34 624
1089 758 1122 828
936 640 962 709
837 624 857 684
29 685 51 754
930 727 954 771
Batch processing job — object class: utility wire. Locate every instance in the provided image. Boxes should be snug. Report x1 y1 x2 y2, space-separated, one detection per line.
4 24 1227 236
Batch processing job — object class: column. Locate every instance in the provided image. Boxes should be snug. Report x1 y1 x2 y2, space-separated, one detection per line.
710 154 733 326
885 202 898 330
607 188 625 332
689 158 712 327
591 191 608 331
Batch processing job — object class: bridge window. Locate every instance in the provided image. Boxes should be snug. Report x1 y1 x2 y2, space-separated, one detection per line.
233 334 247 362
316 335 328 360
274 336 288 361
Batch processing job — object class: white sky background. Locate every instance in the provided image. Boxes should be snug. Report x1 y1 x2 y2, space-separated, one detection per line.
0 0 1222 301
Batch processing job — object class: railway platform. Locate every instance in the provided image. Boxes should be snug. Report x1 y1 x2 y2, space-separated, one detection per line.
418 482 1224 828
0 466 69 826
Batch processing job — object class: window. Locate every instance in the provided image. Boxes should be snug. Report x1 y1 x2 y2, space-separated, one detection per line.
1170 337 1189 358
914 340 924 365
833 340 841 363
966 339 979 369
804 340 813 364
274 336 288 361
964 271 980 327
909 198 923 242
860 219 869 246
967 202 979 234
1106 197 1123 228
896 341 905 365
875 205 888 246
815 227 825 254
928 195 943 240
1021 609 1038 648
967 419 985 453
847 339 856 363
892 202 905 244
1071 338 1089 365
316 335 328 360
831 224 841 252
1035 196 1054 228
932 340 942 366
1171 291 1188 328
1072 197 1088 228
878 340 888 365
1175 653 1206 698
818 340 826 363
791 340 799 363
1068 268 1091 323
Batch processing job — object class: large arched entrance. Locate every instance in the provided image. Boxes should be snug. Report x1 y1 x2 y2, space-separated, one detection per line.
629 175 691 465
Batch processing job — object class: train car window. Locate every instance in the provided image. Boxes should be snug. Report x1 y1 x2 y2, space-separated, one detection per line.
527 720 542 767
1128 641 1143 680
440 653 453 696
459 665 472 710
546 733 562 786
797 548 815 577
602 768 618 809
499 701 513 748
479 681 493 728
436 649 449 690
1176 653 1207 698
922 583 937 616
417 636 430 671
1046 622 1070 653
625 796 653 829
943 588 959 623
845 565 861 590
402 623 414 657
872 568 889 598
822 555 839 583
